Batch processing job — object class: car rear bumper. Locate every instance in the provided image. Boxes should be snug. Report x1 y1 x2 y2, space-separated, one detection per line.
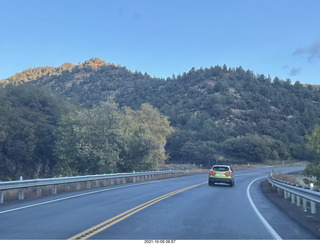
208 177 233 184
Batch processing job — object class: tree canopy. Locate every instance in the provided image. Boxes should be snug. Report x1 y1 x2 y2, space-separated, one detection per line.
304 125 320 185
0 84 64 180
1 58 320 180
53 101 173 176
0 83 173 179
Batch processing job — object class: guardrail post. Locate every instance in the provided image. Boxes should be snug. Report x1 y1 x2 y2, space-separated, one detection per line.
291 193 295 204
0 191 3 204
310 183 314 191
133 177 136 183
87 181 91 189
52 185 57 195
311 201 316 214
303 198 307 212
76 183 81 190
37 187 42 197
19 189 24 200
296 195 301 207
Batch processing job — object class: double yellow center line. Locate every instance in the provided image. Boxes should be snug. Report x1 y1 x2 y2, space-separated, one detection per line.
69 181 206 240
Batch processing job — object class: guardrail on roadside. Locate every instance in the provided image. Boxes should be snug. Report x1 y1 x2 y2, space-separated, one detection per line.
268 175 320 214
0 170 187 204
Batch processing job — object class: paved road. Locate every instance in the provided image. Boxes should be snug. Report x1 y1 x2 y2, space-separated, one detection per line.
0 166 317 240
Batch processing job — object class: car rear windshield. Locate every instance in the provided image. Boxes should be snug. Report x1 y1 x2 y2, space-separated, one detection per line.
212 166 230 171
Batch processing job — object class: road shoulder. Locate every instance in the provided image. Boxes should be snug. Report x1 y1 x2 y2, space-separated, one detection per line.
261 179 320 239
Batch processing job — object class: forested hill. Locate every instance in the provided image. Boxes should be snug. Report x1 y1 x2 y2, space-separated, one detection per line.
2 57 320 165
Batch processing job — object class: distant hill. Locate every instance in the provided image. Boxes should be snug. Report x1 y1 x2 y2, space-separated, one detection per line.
2 57 320 165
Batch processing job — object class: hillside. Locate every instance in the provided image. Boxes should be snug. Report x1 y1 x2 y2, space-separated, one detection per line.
2 57 320 166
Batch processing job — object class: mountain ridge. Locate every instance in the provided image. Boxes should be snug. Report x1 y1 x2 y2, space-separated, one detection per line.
1 57 320 165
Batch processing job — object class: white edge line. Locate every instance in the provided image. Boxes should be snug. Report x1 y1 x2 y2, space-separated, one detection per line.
247 176 282 240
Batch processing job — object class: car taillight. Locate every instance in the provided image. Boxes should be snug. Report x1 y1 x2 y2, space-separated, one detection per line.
225 171 232 175
210 170 216 174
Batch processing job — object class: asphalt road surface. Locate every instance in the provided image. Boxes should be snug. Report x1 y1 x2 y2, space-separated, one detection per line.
0 166 317 240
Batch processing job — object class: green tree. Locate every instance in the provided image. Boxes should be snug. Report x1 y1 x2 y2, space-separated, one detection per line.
54 102 173 176
221 134 289 163
304 125 320 185
54 101 121 176
0 84 63 180
222 135 266 162
120 103 174 171
123 103 174 147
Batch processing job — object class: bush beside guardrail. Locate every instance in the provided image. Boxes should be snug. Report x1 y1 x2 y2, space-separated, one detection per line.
268 174 320 214
0 170 187 204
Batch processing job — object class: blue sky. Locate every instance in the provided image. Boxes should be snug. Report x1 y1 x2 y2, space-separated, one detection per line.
1 0 320 84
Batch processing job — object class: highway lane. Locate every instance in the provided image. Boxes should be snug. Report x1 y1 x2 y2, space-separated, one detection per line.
0 166 317 240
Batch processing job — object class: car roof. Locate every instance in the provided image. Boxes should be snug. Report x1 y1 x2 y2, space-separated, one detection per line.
212 165 230 168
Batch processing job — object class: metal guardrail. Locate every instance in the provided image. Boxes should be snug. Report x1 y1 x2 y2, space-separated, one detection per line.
0 170 186 204
268 175 320 214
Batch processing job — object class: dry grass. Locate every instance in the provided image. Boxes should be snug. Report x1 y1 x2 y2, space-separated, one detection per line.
158 163 271 173
231 164 268 170
271 173 319 190
157 163 207 173
272 173 301 184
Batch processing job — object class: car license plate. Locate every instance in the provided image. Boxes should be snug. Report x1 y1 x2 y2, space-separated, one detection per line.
217 173 223 176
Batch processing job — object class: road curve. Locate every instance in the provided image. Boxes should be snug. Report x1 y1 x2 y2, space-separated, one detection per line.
0 166 317 240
